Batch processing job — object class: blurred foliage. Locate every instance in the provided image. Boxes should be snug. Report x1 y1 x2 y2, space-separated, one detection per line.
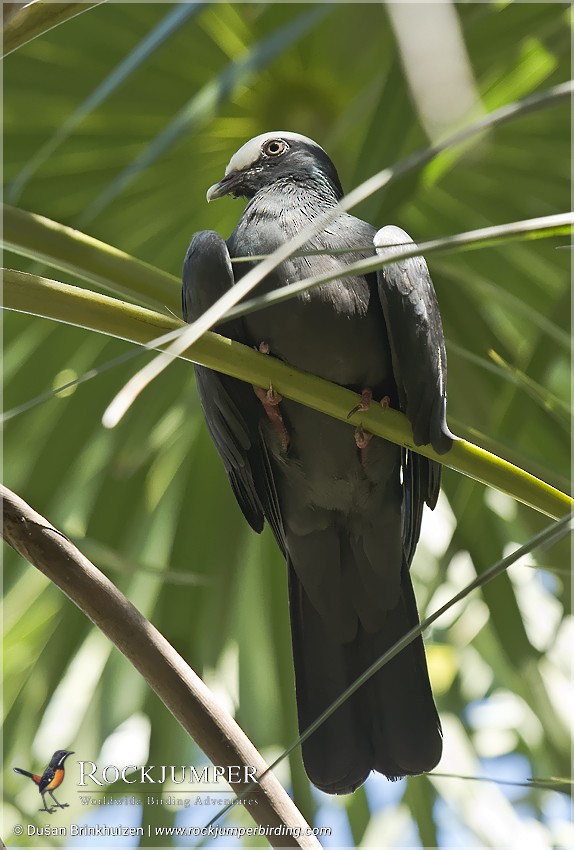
2 3 571 848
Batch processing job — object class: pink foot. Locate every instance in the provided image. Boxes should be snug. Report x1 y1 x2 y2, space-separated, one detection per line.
253 385 290 452
354 426 373 465
347 388 373 419
354 426 373 450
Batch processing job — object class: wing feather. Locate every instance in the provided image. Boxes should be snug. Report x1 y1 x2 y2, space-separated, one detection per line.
182 231 284 547
374 226 453 545
375 225 455 456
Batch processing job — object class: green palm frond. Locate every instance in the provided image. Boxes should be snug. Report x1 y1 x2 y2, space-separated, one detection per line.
3 3 570 848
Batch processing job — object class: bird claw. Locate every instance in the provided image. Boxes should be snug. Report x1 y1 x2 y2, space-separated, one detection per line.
349 389 375 458
255 342 283 406
254 384 282 406
266 386 282 406
253 385 290 452
354 426 373 450
380 395 390 410
347 388 373 419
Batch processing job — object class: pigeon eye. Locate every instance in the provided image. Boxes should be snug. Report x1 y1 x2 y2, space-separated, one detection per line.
262 139 288 157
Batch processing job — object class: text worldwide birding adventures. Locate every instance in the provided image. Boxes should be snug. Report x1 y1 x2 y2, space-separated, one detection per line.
182 131 454 794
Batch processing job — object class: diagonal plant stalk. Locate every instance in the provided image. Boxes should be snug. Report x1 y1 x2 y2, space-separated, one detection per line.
433 263 571 350
95 79 572 416
288 515 572 761
4 206 570 442
429 772 572 794
5 202 570 435
6 2 201 203
448 342 570 424
1 484 320 850
2 203 180 310
3 268 571 520
2 0 106 58
4 81 574 422
205 511 573 829
103 211 572 427
76 4 331 228
224 213 573 320
487 348 570 419
4 8 569 844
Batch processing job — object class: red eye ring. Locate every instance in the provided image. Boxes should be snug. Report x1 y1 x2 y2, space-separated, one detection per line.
262 139 288 157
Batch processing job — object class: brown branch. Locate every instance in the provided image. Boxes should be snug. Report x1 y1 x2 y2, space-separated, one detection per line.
2 484 321 850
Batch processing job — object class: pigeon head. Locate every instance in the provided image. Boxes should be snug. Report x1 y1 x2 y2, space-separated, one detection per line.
206 131 344 203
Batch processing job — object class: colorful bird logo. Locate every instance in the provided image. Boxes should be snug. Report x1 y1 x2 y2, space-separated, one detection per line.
14 749 74 814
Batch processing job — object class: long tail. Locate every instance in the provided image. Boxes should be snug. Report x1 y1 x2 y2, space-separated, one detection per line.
14 767 41 784
288 559 442 794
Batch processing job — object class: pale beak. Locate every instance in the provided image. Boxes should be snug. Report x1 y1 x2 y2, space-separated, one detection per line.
206 170 243 202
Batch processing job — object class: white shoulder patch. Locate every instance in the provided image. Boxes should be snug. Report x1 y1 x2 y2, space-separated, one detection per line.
225 131 325 175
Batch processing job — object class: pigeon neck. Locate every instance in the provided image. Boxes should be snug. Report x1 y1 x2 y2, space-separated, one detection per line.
247 178 340 214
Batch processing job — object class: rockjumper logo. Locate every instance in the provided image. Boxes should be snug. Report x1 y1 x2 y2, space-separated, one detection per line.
78 762 258 787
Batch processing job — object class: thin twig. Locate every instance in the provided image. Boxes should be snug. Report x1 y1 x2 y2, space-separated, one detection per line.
225 214 573 321
205 512 572 828
429 772 572 794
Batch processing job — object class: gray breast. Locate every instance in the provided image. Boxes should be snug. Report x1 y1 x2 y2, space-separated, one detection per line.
229 199 394 389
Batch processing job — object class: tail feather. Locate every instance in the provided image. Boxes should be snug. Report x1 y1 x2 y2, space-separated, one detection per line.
288 557 441 794
365 565 442 778
289 565 371 793
14 767 40 784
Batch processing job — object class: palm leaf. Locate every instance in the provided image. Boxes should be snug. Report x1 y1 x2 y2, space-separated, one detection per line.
3 3 570 846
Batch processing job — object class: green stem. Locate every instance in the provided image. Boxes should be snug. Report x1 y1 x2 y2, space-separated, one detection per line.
4 268 571 520
2 203 180 311
227 213 573 320
2 1 106 58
